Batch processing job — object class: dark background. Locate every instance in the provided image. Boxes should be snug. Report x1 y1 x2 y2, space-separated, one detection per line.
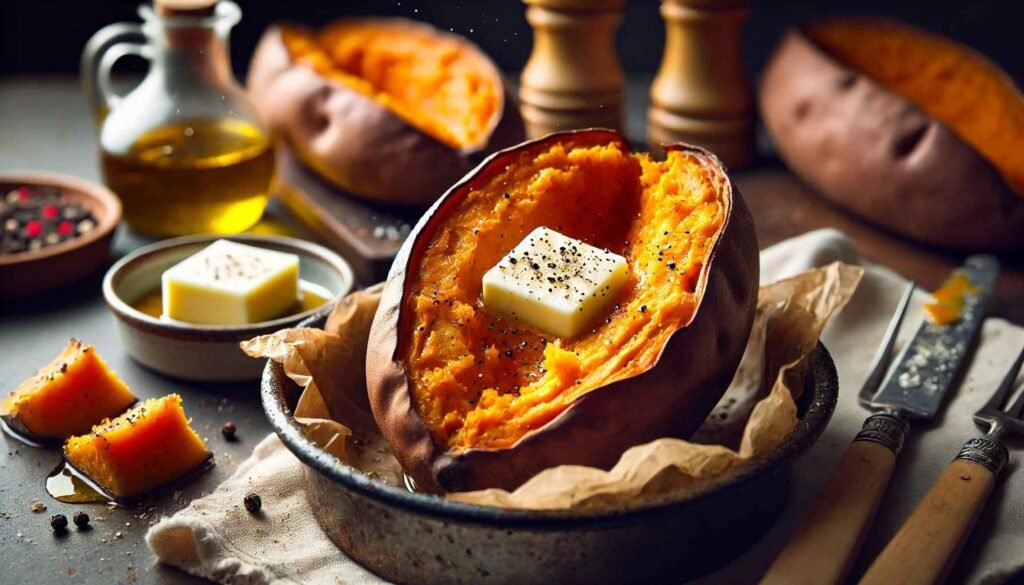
2 0 1023 82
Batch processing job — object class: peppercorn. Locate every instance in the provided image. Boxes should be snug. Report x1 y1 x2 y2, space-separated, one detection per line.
73 512 90 528
221 421 237 441
50 513 68 531
244 493 262 513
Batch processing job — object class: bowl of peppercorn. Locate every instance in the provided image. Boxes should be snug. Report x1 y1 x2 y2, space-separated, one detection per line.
0 171 121 297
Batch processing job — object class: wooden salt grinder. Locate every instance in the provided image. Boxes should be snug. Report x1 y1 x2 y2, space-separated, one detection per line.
519 0 626 138
648 0 754 168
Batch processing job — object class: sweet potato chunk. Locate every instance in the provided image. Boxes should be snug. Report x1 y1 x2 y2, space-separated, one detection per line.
2 339 136 439
63 394 211 498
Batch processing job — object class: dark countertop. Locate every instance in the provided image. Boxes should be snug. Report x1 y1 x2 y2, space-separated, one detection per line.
1 75 1022 585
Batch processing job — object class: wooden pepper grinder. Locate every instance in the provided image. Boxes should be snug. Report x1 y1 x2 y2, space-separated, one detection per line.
519 0 626 138
648 0 754 168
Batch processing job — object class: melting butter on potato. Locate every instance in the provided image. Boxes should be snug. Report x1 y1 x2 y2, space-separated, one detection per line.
162 239 299 325
482 227 628 338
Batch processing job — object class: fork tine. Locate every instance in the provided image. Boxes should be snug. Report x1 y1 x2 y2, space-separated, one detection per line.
860 281 916 401
980 345 1024 415
1001 345 1024 417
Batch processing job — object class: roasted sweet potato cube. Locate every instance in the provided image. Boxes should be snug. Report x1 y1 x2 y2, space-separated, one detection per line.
2 339 136 440
63 394 211 499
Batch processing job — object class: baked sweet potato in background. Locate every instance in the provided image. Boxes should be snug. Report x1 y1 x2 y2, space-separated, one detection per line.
366 129 759 493
247 19 524 208
760 19 1024 251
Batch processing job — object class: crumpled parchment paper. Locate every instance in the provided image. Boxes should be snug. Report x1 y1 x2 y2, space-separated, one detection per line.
241 262 862 510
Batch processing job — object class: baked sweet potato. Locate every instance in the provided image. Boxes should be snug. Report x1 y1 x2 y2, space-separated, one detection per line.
247 19 525 208
760 19 1024 251
366 130 759 493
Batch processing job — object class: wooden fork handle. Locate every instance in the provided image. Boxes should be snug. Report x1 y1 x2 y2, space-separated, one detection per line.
761 414 910 585
858 437 1009 585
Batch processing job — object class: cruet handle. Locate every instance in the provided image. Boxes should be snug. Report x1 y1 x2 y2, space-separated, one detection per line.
80 22 149 122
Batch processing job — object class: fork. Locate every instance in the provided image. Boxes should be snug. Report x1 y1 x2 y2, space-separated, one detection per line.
859 345 1024 585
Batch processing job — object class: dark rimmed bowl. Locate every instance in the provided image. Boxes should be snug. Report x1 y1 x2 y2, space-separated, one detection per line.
262 313 839 584
0 171 121 298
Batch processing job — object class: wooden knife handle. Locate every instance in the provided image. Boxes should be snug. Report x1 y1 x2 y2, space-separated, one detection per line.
761 414 909 585
858 437 1008 585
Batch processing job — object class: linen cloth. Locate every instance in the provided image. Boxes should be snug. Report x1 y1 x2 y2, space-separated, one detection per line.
147 229 1024 584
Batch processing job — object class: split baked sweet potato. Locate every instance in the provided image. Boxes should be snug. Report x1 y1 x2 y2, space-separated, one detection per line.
366 130 759 493
760 19 1024 251
247 18 525 207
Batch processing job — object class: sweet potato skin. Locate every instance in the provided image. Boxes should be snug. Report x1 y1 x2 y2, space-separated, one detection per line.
247 21 525 208
365 130 759 493
760 28 1024 251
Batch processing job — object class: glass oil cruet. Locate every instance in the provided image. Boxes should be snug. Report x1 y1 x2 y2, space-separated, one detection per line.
82 0 274 237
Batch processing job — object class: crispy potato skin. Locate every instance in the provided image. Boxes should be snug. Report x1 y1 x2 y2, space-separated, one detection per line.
365 130 759 493
761 30 1024 251
246 22 525 208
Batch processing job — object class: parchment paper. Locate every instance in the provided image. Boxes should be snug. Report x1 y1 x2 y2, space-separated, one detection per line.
241 263 862 509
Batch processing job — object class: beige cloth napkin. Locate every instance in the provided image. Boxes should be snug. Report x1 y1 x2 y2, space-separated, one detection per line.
147 229 1024 584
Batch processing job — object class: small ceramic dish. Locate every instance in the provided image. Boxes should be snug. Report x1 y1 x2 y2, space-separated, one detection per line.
0 171 121 298
103 234 354 382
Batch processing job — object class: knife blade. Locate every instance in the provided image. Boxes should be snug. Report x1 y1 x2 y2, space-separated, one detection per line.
867 254 999 419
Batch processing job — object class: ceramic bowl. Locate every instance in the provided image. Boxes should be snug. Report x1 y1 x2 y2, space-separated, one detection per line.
0 171 121 298
103 234 354 382
263 313 840 584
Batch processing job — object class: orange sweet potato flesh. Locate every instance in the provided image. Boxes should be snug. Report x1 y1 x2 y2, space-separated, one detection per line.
281 21 499 150
1 339 136 440
807 19 1024 197
405 141 726 451
366 130 759 492
63 394 210 499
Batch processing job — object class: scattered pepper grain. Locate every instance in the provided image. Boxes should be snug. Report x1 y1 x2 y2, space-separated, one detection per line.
73 512 90 528
50 513 68 531
243 493 261 513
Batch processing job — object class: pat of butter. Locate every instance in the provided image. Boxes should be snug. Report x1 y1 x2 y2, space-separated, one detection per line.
161 239 299 325
482 227 628 338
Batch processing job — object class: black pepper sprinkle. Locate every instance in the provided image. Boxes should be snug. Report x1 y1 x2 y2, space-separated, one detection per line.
640 305 647 313
50 514 68 531
244 493 262 513
667 262 676 270
221 421 237 441
73 512 90 528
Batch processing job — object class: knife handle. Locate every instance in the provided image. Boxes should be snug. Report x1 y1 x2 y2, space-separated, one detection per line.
761 414 909 585
858 437 1008 585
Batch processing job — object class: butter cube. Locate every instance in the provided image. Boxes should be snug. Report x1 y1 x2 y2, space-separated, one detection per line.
161 239 300 325
482 227 628 338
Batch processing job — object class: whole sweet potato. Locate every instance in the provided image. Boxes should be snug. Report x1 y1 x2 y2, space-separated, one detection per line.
760 21 1024 251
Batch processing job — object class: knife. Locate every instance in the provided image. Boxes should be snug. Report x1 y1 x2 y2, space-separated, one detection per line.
761 255 999 585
